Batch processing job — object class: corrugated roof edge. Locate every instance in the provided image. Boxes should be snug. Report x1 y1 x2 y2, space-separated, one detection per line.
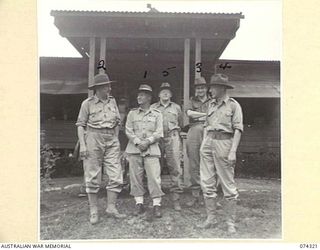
219 59 280 63
39 57 279 63
50 10 244 18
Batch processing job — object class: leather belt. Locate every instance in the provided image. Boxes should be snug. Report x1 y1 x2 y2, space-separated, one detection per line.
207 131 233 140
87 126 115 135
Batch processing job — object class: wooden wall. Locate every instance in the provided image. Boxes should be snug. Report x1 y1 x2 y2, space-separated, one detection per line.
40 120 280 154
41 121 77 150
239 125 280 153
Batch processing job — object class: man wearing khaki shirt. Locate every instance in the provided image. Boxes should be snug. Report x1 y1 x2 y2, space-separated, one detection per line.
151 82 184 211
198 74 243 234
185 77 211 207
76 73 126 225
125 84 165 218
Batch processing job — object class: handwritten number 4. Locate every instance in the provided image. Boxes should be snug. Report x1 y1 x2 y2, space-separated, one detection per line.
219 63 231 70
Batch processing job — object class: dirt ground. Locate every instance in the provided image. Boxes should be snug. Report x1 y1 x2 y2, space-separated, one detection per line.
40 178 281 240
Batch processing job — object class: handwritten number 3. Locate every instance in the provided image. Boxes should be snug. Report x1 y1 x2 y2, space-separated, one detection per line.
196 62 202 73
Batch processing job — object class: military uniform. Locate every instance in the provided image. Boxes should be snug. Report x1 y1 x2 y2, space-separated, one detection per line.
76 95 123 194
151 101 183 190
125 85 165 215
200 95 243 199
198 74 243 233
151 82 183 210
185 77 211 201
76 72 126 225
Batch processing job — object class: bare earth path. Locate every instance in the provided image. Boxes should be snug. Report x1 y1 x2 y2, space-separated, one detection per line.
40 177 281 240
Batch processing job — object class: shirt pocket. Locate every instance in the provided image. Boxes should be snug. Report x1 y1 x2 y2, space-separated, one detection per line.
132 119 142 131
221 109 233 125
89 107 103 122
107 104 117 114
167 110 178 123
146 116 156 131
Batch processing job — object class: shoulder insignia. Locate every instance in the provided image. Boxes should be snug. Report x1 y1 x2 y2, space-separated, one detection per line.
85 96 95 104
151 108 161 113
87 96 94 101
150 103 158 108
229 98 238 103
175 102 180 107
228 98 241 112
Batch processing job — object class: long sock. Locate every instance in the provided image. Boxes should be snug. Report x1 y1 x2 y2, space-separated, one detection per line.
153 197 161 206
135 196 144 204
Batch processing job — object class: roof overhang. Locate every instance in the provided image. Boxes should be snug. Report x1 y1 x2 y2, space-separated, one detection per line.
51 10 244 59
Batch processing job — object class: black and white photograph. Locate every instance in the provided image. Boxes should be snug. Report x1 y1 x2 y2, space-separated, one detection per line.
39 0 281 240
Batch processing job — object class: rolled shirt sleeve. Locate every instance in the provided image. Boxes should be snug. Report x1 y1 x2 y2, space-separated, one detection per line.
232 103 244 132
113 98 121 126
75 101 89 127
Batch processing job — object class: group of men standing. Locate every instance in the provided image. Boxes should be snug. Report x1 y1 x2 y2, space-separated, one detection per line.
76 71 243 234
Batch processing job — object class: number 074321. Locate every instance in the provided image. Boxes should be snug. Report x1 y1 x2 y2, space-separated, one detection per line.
300 244 318 248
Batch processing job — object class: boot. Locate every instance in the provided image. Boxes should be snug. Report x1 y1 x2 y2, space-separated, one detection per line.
186 189 202 207
133 203 145 216
105 190 126 219
153 205 162 218
172 193 182 211
88 193 99 225
225 199 237 234
197 197 218 229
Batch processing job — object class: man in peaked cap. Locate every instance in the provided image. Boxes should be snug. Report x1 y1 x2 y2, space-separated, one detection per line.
76 72 126 225
151 82 184 211
125 84 165 218
185 77 211 207
198 74 243 234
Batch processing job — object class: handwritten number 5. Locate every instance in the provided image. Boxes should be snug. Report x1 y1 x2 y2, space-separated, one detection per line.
162 70 169 77
97 60 106 70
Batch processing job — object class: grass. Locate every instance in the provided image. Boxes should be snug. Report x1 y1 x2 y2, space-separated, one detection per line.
40 178 281 240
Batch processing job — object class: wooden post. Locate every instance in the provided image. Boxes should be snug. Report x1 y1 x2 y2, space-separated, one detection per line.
183 38 190 125
195 38 202 79
99 37 106 74
183 38 191 188
88 37 96 97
